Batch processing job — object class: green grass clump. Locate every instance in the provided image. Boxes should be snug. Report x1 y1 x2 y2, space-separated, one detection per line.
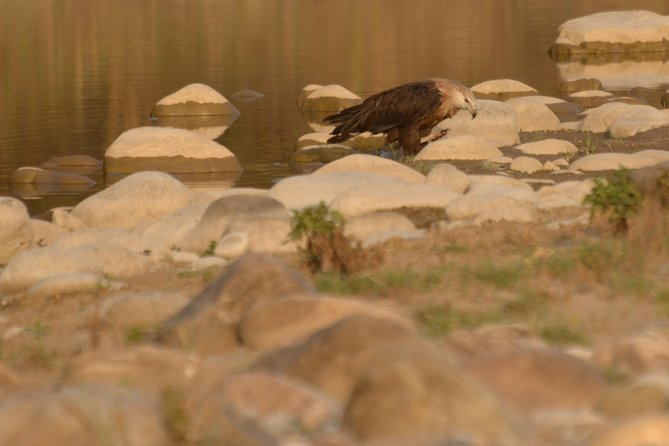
414 304 494 338
539 323 589 346
584 168 642 233
470 261 526 289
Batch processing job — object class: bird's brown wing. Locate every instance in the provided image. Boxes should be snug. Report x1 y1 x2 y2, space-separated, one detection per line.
325 81 441 142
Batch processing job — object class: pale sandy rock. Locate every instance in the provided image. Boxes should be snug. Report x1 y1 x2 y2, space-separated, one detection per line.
63 347 199 398
441 324 547 360
571 152 661 171
468 182 538 203
426 163 472 193
51 208 86 231
491 155 514 165
437 99 520 147
537 180 594 209
9 166 95 186
505 96 561 131
330 182 460 218
555 11 669 47
636 149 669 163
220 216 295 257
239 295 411 350
598 374 669 419
296 84 323 109
151 82 239 115
188 256 226 271
299 84 361 112
269 171 395 210
26 273 118 299
0 386 171 445
52 228 170 263
343 348 521 445
461 349 608 413
579 102 644 133
180 195 289 255
259 316 429 402
0 197 33 265
446 194 536 224
592 326 669 374
561 78 603 93
190 187 269 206
39 154 102 170
134 201 209 249
65 243 156 279
467 174 535 192
515 139 578 156
214 232 249 259
416 135 503 161
543 160 560 172
28 218 67 248
314 154 426 183
0 247 100 294
344 212 417 242
471 79 538 100
72 171 193 230
223 372 339 435
158 254 316 354
560 121 581 130
568 90 614 108
296 132 330 149
356 229 426 248
609 105 669 137
510 156 543 173
104 126 241 173
553 158 571 167
588 414 669 446
99 291 190 330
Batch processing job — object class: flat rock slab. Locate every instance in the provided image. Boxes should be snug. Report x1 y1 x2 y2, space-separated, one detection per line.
471 79 538 101
570 152 664 171
416 135 503 161
515 138 578 156
105 126 241 174
550 10 669 59
150 83 239 116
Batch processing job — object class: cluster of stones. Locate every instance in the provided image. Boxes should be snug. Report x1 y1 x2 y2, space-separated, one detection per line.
8 83 244 197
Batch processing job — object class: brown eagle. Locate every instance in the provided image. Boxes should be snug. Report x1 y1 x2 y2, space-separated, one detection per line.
324 78 478 155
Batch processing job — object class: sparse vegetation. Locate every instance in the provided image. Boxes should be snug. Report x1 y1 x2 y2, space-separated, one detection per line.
584 168 642 233
289 202 367 275
201 240 218 257
539 322 589 345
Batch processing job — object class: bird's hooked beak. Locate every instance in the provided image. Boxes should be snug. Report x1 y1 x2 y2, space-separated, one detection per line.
468 102 478 120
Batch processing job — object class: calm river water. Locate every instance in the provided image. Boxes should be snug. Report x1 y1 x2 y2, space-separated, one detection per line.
2 0 669 214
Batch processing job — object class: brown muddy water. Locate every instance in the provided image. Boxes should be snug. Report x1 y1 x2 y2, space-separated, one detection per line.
1 0 669 214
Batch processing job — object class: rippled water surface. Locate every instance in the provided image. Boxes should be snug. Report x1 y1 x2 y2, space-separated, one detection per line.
2 0 669 214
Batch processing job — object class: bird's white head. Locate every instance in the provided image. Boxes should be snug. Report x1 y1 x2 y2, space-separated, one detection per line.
434 79 478 119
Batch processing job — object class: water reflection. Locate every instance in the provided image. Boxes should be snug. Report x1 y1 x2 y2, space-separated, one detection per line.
557 58 669 91
151 114 240 140
104 171 242 192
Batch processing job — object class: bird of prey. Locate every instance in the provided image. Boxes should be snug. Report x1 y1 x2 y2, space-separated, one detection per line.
324 78 478 155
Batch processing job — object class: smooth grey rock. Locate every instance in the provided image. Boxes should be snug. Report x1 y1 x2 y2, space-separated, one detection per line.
180 195 289 255
71 171 193 230
0 197 33 265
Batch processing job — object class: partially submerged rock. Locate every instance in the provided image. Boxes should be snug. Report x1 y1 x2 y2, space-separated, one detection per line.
550 10 669 60
471 79 538 101
297 84 361 112
150 83 239 116
104 126 242 174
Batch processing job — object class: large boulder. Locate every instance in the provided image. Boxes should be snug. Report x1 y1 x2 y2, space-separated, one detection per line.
150 82 239 116
550 10 669 59
0 197 33 265
71 171 193 230
436 99 520 147
104 126 242 174
505 96 561 132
